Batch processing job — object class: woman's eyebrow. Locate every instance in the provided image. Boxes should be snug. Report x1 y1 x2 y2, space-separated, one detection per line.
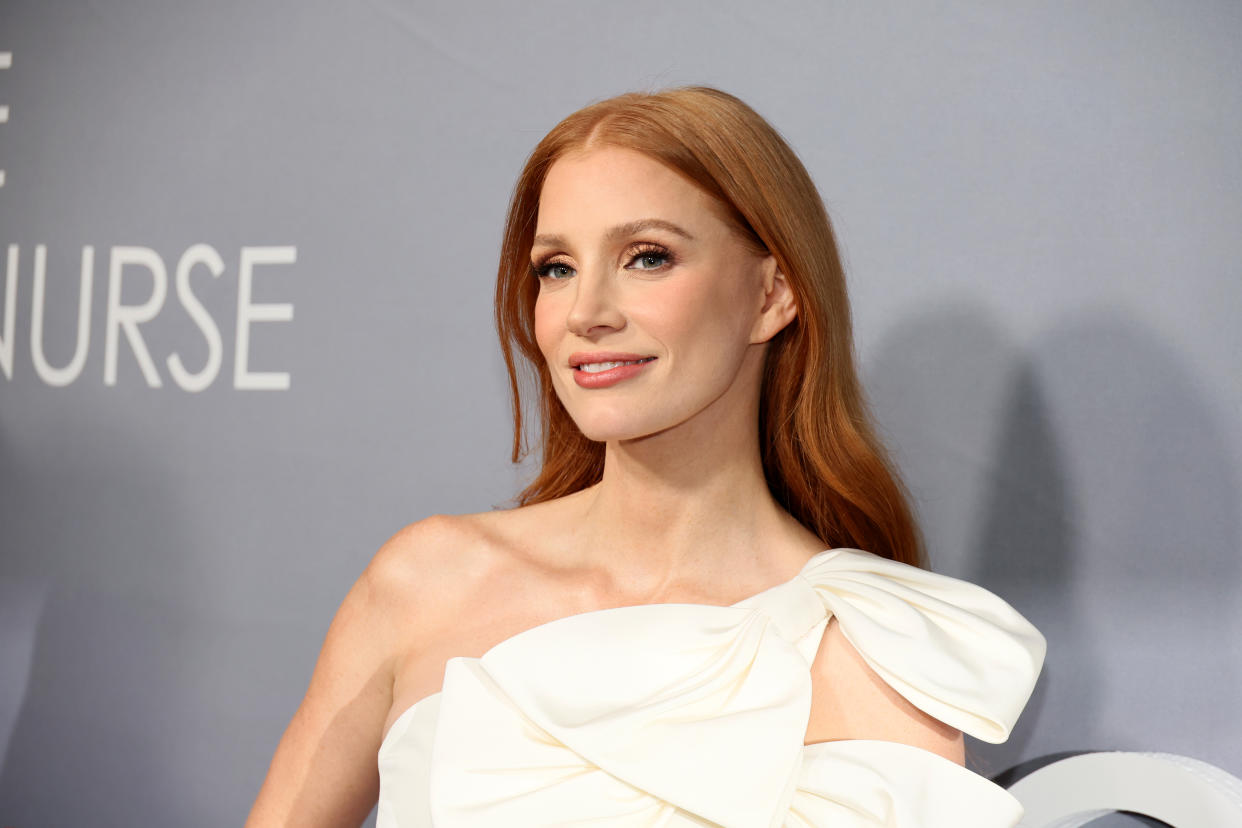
532 218 695 249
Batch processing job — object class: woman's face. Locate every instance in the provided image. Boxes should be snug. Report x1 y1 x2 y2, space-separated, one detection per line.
532 145 784 443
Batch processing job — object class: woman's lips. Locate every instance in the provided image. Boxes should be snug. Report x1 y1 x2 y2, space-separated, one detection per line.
571 356 656 389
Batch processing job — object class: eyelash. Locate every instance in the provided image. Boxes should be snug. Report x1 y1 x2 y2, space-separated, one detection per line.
530 243 675 280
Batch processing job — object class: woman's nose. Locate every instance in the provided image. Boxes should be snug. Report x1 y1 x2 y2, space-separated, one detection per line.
565 267 626 337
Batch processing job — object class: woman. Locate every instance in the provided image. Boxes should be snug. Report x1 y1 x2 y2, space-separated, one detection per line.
247 86 1045 827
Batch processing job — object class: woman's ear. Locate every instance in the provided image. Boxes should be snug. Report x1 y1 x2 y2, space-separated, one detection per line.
750 255 798 344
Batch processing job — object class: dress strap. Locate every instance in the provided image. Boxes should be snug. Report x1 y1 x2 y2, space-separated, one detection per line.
789 549 1046 743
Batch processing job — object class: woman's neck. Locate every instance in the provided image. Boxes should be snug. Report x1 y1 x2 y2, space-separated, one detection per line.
563 377 819 597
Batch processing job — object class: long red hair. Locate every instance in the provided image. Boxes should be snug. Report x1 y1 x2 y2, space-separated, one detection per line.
494 86 924 567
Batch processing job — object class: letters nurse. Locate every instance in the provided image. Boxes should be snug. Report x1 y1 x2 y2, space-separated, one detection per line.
247 87 1013 825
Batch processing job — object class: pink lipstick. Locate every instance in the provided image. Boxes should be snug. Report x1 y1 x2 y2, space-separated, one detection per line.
569 352 657 389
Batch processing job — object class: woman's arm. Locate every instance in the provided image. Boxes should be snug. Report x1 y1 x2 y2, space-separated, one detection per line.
245 524 433 827
804 618 966 763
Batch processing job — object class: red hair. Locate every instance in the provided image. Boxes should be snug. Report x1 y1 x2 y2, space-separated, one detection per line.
494 86 924 567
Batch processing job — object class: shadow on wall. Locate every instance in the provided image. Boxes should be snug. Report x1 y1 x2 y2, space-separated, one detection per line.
0 404 197 824
0 426 50 777
864 303 1092 774
0 570 49 776
865 300 1242 781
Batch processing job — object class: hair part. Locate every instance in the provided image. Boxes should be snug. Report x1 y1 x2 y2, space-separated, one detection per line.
494 86 925 567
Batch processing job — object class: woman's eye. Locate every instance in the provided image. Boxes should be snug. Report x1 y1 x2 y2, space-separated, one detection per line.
534 262 575 280
627 249 671 271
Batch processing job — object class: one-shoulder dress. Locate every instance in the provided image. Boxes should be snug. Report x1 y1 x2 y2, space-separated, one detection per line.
376 548 1046 827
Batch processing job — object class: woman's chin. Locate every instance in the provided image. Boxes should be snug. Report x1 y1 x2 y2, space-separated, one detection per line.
571 416 663 445
577 426 644 444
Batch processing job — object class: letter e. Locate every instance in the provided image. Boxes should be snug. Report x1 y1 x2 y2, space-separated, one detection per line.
234 246 296 391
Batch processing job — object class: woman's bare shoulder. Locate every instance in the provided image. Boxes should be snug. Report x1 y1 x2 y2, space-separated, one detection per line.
363 513 505 614
364 505 571 625
246 513 500 827
376 505 589 716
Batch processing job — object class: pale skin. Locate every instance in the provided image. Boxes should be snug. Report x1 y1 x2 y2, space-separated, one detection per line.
245 145 963 826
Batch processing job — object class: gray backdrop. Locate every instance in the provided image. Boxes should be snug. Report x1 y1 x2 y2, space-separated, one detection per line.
1 1 1239 825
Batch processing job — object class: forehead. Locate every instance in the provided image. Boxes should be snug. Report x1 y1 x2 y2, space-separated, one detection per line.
535 146 728 237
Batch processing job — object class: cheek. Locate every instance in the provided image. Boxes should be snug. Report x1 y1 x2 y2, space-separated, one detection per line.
710 264 763 345
533 293 562 360
648 272 755 358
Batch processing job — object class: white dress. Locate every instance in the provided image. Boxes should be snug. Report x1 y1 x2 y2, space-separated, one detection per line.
376 548 1046 827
